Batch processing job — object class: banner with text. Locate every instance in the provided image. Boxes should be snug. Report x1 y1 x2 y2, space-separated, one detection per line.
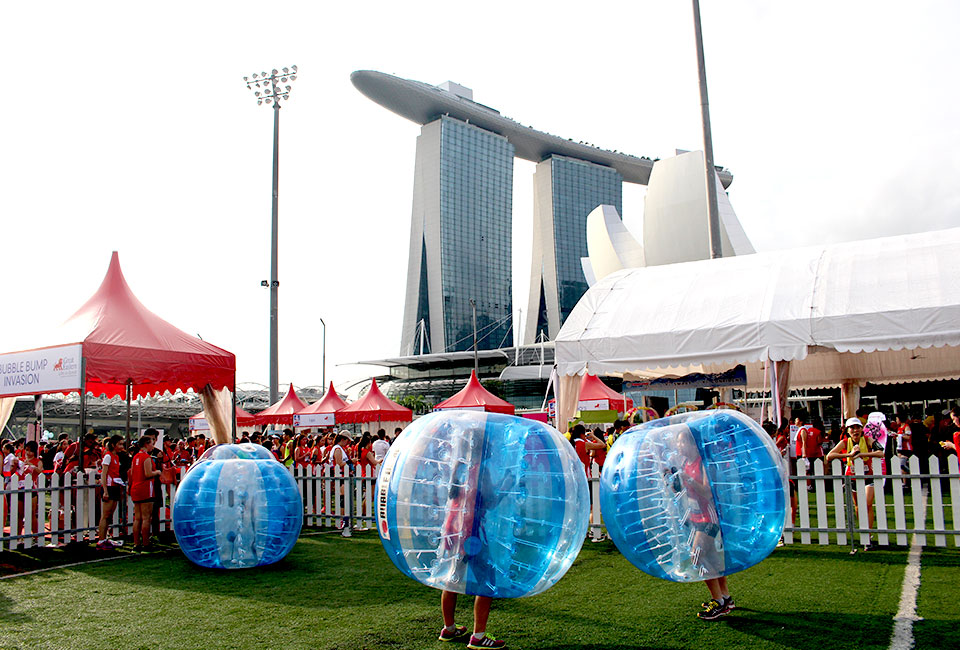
292 413 335 427
0 344 83 397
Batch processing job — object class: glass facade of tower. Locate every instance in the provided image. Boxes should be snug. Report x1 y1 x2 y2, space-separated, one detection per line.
438 116 515 352
551 156 622 324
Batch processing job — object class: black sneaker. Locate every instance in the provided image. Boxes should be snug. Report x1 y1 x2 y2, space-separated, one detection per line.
698 599 727 620
722 596 736 612
438 626 469 642
467 634 505 649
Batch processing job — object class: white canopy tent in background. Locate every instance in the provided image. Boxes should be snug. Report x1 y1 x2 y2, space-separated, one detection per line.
555 228 960 428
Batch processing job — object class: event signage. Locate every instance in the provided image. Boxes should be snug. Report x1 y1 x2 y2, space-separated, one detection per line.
578 399 609 411
189 418 208 432
292 413 335 427
0 344 82 398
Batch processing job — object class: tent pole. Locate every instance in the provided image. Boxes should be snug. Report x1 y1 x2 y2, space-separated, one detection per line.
232 377 238 443
78 358 87 471
125 380 132 444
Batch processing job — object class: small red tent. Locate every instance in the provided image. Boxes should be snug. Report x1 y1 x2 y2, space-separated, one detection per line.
336 378 412 424
1 251 236 400
255 383 308 426
293 381 348 427
190 407 256 431
434 370 515 414
578 373 633 413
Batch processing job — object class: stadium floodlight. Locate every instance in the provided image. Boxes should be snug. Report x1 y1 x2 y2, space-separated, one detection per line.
242 66 299 404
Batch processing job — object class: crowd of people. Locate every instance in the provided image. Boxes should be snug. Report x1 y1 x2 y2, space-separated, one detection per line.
1 425 399 549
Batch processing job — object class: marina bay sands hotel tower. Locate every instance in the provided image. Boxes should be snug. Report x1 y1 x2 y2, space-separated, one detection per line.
351 71 744 356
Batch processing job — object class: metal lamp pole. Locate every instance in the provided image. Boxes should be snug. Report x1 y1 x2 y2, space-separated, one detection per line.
691 1 723 260
245 65 298 404
319 317 326 390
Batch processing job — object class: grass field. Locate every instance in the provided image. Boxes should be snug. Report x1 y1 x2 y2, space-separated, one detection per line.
0 531 957 650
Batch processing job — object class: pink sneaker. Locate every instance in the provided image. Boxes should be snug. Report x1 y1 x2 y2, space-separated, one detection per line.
467 634 505 649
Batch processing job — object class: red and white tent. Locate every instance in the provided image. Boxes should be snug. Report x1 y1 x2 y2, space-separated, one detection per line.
434 370 515 414
0 252 236 401
337 378 412 425
255 383 308 426
293 381 347 427
577 373 633 413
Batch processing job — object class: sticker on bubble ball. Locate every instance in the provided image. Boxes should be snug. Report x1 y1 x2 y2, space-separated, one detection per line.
375 411 590 599
599 410 786 583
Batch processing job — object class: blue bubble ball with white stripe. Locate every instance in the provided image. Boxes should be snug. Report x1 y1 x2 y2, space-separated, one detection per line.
172 443 302 569
376 411 589 598
600 410 787 582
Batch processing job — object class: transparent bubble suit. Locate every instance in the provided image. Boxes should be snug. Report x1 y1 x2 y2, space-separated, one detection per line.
376 411 589 598
172 443 303 569
600 410 786 582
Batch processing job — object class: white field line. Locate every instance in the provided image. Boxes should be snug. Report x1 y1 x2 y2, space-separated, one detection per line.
888 487 927 650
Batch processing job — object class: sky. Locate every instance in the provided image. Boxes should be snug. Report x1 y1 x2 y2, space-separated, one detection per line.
3 1 959 397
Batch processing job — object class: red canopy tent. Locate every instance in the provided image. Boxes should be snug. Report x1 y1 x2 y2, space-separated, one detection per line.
293 381 347 427
0 252 237 455
190 406 256 431
255 383 308 426
336 378 412 424
434 370 515 414
577 373 633 413
1 251 235 400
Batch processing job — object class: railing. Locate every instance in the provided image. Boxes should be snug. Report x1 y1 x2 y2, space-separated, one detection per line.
3 456 958 551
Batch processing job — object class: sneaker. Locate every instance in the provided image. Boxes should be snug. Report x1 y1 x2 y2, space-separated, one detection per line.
701 595 733 610
697 599 727 621
438 626 469 642
96 540 114 550
132 545 143 554
467 634 505 649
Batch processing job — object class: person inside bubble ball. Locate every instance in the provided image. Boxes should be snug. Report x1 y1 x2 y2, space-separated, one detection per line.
674 429 734 620
827 418 884 551
438 460 510 649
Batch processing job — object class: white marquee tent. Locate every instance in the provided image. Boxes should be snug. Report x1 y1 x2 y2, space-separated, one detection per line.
554 228 960 427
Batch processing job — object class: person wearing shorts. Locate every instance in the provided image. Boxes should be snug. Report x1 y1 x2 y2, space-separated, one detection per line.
129 435 160 552
827 418 884 550
676 429 734 620
96 435 126 550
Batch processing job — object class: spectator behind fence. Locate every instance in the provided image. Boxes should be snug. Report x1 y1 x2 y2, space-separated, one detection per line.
372 429 390 462
130 434 161 553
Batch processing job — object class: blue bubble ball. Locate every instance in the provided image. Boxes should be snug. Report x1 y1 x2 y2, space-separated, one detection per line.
376 411 589 598
172 443 302 569
600 410 786 582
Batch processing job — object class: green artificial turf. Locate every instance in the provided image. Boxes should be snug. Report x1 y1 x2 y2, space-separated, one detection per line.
4 531 955 650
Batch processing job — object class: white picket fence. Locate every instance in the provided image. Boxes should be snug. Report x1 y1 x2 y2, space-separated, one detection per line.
2 457 957 551
0 470 179 550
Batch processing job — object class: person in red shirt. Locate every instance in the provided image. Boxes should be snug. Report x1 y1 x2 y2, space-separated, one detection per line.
96 435 126 550
129 435 161 552
940 407 960 457
569 424 605 478
675 429 733 621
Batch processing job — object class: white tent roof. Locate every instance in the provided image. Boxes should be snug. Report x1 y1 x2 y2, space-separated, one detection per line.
555 228 960 389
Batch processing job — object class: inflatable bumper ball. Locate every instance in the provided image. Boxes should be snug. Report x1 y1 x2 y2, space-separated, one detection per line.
173 443 302 569
376 411 589 598
600 410 786 582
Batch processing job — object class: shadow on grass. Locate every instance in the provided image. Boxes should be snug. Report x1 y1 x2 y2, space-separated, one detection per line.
68 531 429 609
0 591 33 624
725 610 893 650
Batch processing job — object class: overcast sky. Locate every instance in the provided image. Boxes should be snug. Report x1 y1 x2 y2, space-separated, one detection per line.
3 1 958 396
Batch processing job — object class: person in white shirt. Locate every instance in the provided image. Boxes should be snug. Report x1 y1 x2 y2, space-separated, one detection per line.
371 429 390 463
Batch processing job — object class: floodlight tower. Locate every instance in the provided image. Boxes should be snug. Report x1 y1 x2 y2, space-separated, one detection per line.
244 65 298 404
